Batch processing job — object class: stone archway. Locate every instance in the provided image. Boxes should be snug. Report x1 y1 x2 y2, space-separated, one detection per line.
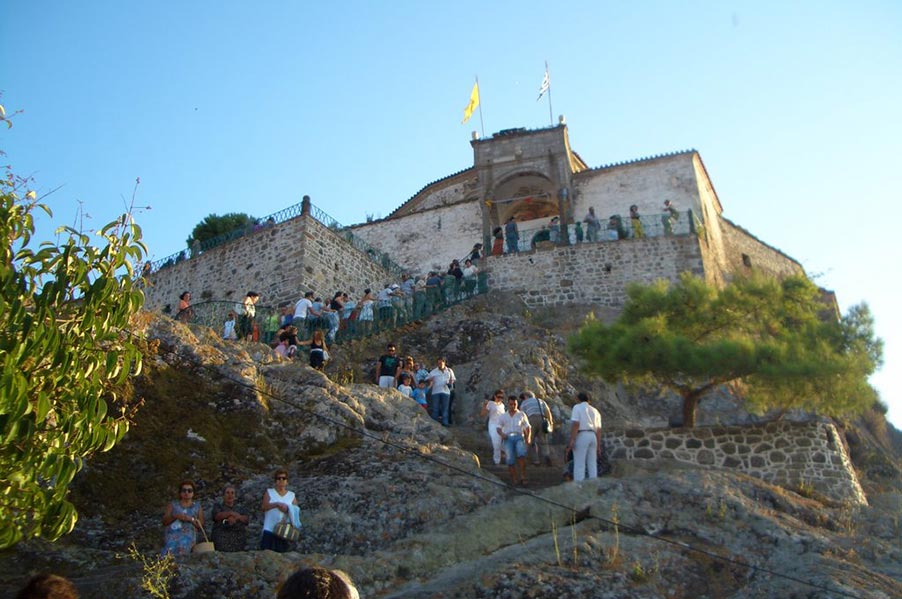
486 172 558 247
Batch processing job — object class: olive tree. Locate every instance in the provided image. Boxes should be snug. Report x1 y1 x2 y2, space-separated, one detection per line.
0 174 146 548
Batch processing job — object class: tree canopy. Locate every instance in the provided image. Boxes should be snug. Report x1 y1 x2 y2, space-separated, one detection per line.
186 212 257 248
568 273 883 427
0 176 146 548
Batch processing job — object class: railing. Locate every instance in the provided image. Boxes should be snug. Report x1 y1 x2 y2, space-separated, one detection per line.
150 201 305 272
173 272 489 347
508 210 697 252
150 200 406 277
307 204 406 277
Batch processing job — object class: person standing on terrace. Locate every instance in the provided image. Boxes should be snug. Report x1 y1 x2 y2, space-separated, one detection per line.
583 207 600 242
240 291 260 341
504 216 520 253
630 205 645 238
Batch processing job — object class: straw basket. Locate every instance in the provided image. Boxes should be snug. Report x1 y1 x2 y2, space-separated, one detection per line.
192 523 215 553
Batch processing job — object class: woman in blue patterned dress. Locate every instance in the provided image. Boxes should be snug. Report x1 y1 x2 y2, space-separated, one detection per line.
161 479 204 556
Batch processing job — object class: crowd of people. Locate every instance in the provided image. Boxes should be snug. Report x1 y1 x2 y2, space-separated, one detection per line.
168 253 485 360
492 200 681 252
480 389 603 485
153 391 603 560
375 344 457 425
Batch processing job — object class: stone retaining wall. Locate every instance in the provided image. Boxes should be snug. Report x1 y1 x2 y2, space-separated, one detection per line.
484 235 704 307
144 215 393 310
604 421 866 505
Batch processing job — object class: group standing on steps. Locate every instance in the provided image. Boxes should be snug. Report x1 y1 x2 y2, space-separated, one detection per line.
481 389 602 486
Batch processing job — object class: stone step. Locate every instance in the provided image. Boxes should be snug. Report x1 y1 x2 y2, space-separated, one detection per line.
452 425 567 490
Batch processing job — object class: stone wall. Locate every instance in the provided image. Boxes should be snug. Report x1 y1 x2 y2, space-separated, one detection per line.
690 154 729 287
604 421 866 505
144 215 393 310
572 152 703 231
483 235 704 307
350 201 484 276
300 217 396 302
719 219 805 280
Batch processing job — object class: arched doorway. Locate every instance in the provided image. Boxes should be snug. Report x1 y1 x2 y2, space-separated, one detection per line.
486 172 560 251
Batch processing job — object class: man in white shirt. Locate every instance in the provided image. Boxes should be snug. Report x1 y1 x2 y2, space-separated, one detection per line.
293 291 314 329
497 397 531 486
566 392 603 482
427 357 456 426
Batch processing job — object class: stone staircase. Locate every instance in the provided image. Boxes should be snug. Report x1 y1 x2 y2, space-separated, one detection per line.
451 425 567 491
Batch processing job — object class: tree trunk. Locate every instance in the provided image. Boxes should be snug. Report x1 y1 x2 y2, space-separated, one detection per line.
681 392 701 428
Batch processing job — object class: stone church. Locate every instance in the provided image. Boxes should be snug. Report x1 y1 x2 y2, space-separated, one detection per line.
144 123 805 310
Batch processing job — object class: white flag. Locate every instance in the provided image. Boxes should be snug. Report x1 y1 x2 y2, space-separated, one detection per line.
537 68 550 101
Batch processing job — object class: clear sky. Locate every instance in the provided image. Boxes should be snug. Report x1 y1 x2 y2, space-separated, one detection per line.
3 1 900 427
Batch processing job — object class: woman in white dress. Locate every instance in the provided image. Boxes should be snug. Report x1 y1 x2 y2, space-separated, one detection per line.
480 389 507 465
260 469 298 552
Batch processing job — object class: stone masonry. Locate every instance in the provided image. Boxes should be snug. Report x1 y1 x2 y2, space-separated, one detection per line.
604 421 866 505
140 124 861 504
144 213 393 311
484 234 704 307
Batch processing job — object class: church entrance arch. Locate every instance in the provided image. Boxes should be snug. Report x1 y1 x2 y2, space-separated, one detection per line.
486 172 558 249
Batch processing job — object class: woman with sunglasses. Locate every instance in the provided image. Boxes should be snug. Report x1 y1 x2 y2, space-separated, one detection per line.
161 479 204 556
260 469 298 552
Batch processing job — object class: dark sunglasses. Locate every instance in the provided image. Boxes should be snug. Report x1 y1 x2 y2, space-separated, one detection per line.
180 488 194 493
275 475 288 480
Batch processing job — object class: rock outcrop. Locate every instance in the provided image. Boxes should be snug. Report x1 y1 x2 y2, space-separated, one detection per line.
2 294 900 599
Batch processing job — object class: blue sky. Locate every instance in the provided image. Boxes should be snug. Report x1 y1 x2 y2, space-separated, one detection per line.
3 1 901 427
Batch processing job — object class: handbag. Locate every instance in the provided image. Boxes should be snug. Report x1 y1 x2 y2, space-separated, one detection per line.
273 515 301 542
192 522 215 553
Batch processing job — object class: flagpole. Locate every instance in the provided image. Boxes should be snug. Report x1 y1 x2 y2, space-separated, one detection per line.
476 76 485 138
545 61 554 126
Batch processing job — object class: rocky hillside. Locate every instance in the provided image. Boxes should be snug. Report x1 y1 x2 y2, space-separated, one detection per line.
2 292 900 598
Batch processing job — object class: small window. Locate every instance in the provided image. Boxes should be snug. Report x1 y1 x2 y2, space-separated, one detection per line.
742 254 752 268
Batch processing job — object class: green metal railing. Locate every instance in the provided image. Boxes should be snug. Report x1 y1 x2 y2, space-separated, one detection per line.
151 200 405 277
174 272 489 346
512 209 697 252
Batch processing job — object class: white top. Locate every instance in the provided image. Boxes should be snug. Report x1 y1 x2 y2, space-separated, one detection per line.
485 401 505 426
398 384 413 398
376 287 393 306
243 298 256 318
294 297 312 319
498 410 531 436
570 402 602 431
262 488 296 532
428 367 455 395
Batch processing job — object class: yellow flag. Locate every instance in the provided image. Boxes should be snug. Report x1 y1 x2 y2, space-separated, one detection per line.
461 82 479 124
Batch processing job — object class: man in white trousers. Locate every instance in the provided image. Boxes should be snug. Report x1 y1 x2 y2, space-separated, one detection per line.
566 391 603 482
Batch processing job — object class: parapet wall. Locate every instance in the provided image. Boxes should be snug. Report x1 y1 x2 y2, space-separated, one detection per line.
144 215 393 310
351 200 484 277
484 235 704 307
718 219 804 280
604 421 866 505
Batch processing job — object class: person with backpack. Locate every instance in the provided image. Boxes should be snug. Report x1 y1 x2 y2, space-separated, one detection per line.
519 391 554 466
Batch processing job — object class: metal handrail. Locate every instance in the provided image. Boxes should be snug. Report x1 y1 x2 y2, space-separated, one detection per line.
149 200 406 277
172 272 489 346
307 204 406 276
149 201 305 271
502 210 696 252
